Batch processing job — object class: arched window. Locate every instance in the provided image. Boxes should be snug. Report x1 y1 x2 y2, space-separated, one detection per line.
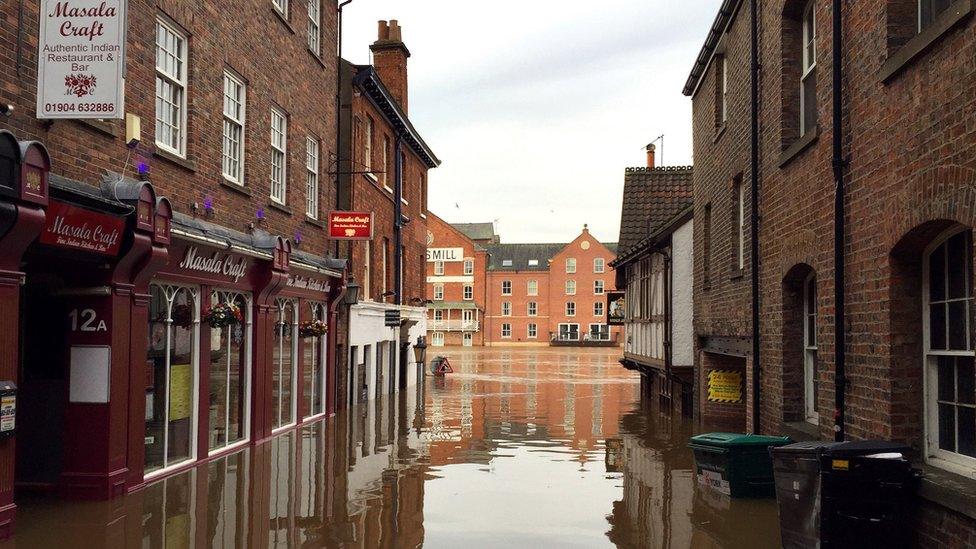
146 284 199 475
273 299 298 430
210 290 252 452
304 302 327 418
804 273 818 423
925 228 975 470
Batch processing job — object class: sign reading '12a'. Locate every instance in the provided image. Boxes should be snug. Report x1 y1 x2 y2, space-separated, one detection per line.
327 211 373 240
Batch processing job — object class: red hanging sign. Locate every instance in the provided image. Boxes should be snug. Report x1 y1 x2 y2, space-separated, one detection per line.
328 211 373 240
39 200 124 256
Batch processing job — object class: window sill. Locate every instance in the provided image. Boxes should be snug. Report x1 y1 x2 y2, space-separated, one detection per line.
917 463 976 520
221 179 251 197
382 184 393 194
729 267 744 280
308 49 327 69
154 148 197 172
880 0 973 83
782 420 819 441
364 172 378 183
272 7 296 34
268 201 293 216
304 216 326 228
713 124 727 143
778 126 819 168
73 118 119 138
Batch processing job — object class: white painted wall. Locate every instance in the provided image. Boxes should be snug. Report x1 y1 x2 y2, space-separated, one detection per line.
348 302 428 402
671 218 694 367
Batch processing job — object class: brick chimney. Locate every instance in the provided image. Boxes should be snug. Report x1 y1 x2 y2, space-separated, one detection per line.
645 143 656 168
370 20 411 113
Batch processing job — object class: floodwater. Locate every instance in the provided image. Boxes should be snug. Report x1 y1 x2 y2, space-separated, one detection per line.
2 347 780 548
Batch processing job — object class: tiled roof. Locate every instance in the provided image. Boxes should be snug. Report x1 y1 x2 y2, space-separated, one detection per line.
452 222 498 243
486 243 566 271
616 166 694 257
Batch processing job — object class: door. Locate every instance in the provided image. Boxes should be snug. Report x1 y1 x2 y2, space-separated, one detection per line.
462 310 475 330
463 332 473 347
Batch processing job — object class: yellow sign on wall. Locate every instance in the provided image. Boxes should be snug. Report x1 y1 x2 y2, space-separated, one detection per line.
707 370 743 403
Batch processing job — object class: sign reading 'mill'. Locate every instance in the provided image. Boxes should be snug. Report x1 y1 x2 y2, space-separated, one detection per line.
36 0 127 119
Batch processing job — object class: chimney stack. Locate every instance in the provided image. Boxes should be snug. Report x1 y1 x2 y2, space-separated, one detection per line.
371 19 411 113
646 143 656 168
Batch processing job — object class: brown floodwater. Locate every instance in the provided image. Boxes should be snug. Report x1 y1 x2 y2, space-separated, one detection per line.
0 347 781 548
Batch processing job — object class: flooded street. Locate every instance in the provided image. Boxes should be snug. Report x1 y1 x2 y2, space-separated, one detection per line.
2 348 780 548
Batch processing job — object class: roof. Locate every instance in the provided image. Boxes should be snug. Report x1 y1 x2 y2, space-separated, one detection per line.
683 0 742 96
452 222 497 243
486 243 565 271
615 166 693 260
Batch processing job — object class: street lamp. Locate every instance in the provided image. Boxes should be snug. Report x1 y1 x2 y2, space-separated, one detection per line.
343 276 361 306
413 335 427 369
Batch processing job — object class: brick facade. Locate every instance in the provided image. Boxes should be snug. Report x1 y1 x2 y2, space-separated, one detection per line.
424 212 489 346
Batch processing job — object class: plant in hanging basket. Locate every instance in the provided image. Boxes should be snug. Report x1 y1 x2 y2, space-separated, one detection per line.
204 302 243 329
299 319 327 338
171 303 193 329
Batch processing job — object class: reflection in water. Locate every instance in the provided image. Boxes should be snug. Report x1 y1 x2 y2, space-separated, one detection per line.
1 348 780 548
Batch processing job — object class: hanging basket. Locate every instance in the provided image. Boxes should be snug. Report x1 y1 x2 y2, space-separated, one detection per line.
171 303 193 329
299 319 328 339
204 302 243 329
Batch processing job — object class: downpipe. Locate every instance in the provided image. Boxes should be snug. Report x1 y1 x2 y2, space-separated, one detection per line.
832 0 847 442
750 0 762 434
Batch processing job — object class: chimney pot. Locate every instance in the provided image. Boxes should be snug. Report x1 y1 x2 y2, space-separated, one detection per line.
390 20 401 42
378 20 389 40
646 143 656 168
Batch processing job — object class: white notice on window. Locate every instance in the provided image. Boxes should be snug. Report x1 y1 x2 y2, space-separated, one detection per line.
69 346 111 403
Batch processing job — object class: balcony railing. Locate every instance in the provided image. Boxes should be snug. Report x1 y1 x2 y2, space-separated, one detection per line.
429 320 480 332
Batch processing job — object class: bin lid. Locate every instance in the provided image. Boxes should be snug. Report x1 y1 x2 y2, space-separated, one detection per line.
770 440 842 455
689 432 793 448
821 440 911 457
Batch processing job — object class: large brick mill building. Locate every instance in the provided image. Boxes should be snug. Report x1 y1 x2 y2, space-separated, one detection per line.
424 214 490 347
685 0 976 542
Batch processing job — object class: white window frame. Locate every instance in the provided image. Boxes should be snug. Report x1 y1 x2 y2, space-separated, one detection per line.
594 280 605 295
566 280 576 295
209 289 253 455
273 0 288 16
566 258 577 273
594 301 604 317
501 323 512 338
433 284 444 301
737 180 745 270
502 259 513 267
923 228 976 474
382 135 390 185
463 259 474 275
272 299 299 432
804 273 819 423
594 258 605 273
433 310 444 321
528 323 537 339
363 239 371 299
800 1 816 136
720 55 728 125
527 301 537 316
154 17 188 157
432 332 445 346
463 285 473 300
434 261 445 276
222 71 246 185
588 323 610 341
502 280 512 296
364 116 374 173
558 323 580 341
566 302 576 317
307 0 320 54
527 280 538 296
502 301 512 316
270 108 288 204
305 136 319 219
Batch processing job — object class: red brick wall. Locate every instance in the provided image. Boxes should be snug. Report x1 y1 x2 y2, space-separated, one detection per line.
0 0 338 252
425 213 488 346
548 230 621 342
485 271 551 344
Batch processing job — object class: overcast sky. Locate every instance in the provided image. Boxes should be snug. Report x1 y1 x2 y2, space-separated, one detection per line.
342 1 718 244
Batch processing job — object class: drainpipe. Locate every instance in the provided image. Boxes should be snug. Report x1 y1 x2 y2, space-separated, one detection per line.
663 248 673 409
335 0 354 262
394 133 403 305
832 0 846 442
749 0 762 434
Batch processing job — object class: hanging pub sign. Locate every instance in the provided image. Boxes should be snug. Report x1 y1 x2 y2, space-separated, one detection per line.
39 200 124 255
327 211 373 240
36 0 127 119
606 291 626 326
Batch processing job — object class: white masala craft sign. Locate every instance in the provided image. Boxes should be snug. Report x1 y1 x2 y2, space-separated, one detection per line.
36 0 127 119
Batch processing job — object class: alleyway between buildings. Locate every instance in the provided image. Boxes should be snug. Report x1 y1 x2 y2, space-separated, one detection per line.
1 348 778 548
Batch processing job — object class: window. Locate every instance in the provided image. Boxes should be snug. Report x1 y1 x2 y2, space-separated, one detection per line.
925 229 975 469
305 137 318 218
273 299 298 430
222 72 246 184
594 258 605 273
502 280 512 295
803 274 819 423
304 303 327 417
434 261 445 276
502 259 513 267
363 240 371 299
528 324 537 338
501 324 512 338
270 108 287 203
272 0 287 15
502 302 511 316
566 302 576 316
703 203 712 289
382 135 391 185
433 284 444 301
528 259 539 267
594 280 605 295
566 280 576 295
209 290 252 451
919 0 952 32
432 332 445 346
364 116 374 173
433 310 443 321
527 280 538 296
800 1 817 136
716 55 728 127
307 0 320 54
527 302 537 316
381 238 389 297
588 324 610 341
734 177 745 270
463 285 473 300
594 301 604 317
155 18 187 156
463 259 474 275
566 258 577 273
558 323 580 341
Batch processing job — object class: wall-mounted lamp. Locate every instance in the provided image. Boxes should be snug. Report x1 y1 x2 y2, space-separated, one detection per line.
294 231 303 246
255 207 265 222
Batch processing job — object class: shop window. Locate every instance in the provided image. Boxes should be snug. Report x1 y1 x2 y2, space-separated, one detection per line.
146 284 199 475
925 229 976 470
304 303 327 417
210 290 252 452
273 299 298 430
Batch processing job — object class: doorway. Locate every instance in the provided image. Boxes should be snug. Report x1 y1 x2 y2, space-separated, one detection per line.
463 332 473 347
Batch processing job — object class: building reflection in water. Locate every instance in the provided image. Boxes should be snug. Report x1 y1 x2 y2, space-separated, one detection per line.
0 347 779 548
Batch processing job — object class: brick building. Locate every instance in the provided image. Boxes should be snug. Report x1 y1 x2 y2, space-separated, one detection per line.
685 0 976 541
424 213 490 347
0 0 345 536
336 20 439 406
482 226 621 346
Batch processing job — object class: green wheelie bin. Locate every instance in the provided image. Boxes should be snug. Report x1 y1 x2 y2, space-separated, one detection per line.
689 432 793 498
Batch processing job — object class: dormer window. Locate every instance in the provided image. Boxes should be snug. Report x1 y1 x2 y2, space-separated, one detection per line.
528 259 539 267
502 259 513 267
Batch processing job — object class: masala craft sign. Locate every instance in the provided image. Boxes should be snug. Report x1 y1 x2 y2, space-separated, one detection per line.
39 200 123 255
36 0 127 119
327 211 373 240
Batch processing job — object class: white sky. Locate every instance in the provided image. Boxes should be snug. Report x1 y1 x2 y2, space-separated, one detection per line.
342 1 719 244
